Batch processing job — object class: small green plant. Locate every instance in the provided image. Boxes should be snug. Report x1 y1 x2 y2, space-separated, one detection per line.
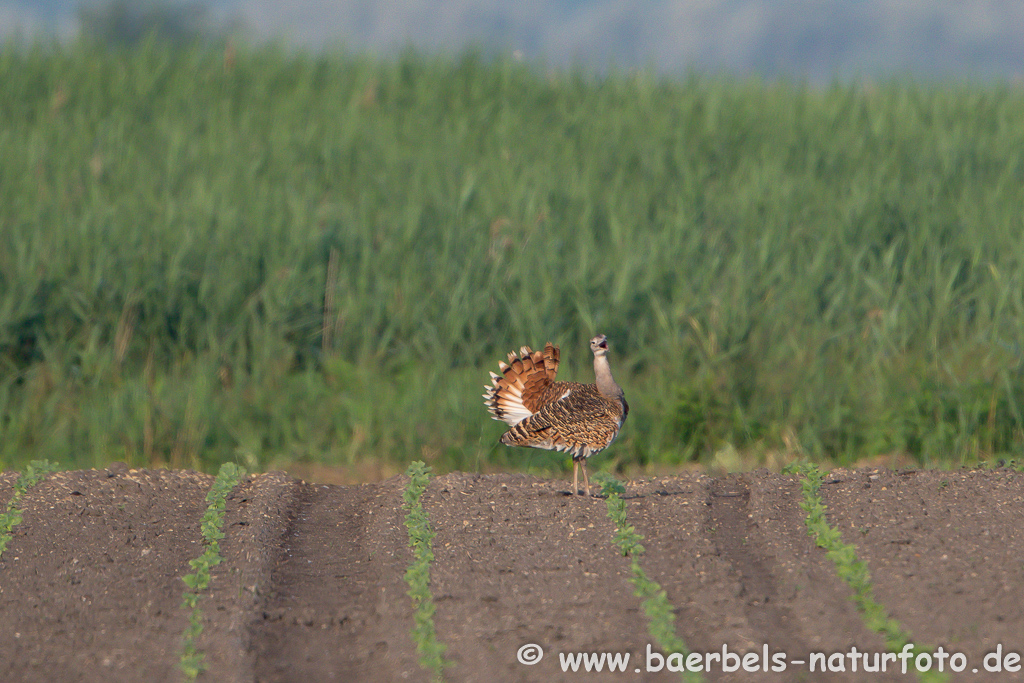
402 460 449 682
0 460 57 556
784 463 948 683
177 462 245 680
594 473 702 683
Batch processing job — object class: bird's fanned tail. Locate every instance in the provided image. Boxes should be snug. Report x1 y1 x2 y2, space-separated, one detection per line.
482 335 628 496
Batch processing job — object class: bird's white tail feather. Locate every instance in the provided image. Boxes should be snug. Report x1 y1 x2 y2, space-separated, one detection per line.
483 346 549 425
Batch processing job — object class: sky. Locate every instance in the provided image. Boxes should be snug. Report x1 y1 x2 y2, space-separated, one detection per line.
3 0 1023 83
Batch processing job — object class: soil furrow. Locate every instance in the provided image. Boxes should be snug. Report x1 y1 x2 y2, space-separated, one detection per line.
249 478 419 682
628 472 903 682
622 474 761 681
707 477 796 647
199 471 302 682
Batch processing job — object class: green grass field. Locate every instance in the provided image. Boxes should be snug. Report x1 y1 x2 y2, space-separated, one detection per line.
2 40 1024 479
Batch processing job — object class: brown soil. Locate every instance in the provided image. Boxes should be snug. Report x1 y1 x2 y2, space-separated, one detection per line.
1 466 1023 682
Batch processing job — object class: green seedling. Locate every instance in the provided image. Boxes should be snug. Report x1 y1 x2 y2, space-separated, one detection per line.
402 461 450 682
784 463 948 683
0 460 57 556
594 473 702 683
177 462 245 681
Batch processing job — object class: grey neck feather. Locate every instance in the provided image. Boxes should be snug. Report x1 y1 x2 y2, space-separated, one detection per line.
593 353 623 399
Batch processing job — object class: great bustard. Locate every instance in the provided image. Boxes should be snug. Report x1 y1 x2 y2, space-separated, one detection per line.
483 334 629 496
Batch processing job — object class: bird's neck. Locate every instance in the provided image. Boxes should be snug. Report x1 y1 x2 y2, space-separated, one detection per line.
594 354 623 399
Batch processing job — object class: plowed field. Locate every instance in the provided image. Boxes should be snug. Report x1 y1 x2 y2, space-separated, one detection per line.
1 466 1022 682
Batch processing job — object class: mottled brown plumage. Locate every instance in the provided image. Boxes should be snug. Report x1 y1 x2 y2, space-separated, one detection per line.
483 335 628 495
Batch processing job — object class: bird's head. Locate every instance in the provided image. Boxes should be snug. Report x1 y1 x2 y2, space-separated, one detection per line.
590 334 609 357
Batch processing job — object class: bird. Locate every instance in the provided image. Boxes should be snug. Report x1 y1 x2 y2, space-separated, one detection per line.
483 334 628 496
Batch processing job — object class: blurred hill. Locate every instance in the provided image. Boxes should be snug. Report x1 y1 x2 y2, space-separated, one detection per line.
3 0 1023 83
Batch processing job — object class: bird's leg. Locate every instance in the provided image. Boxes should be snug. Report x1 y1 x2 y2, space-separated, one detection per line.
572 460 579 495
582 459 591 497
